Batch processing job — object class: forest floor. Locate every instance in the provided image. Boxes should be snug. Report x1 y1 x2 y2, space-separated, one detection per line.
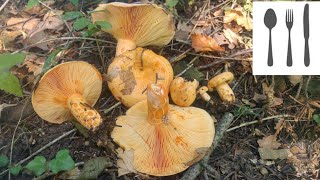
0 0 320 179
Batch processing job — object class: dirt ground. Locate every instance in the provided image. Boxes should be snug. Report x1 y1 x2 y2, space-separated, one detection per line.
1 0 320 179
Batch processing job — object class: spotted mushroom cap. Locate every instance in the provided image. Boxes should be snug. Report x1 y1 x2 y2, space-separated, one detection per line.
106 47 173 107
32 61 102 124
91 2 175 47
111 84 215 176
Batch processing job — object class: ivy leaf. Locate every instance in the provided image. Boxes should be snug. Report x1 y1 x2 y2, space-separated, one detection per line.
25 156 47 176
173 61 204 81
48 149 75 174
62 11 83 21
313 114 320 126
0 72 23 97
0 155 9 168
26 0 39 9
79 157 113 179
166 0 179 7
0 53 25 72
73 17 90 31
95 21 112 29
69 0 79 6
9 165 22 176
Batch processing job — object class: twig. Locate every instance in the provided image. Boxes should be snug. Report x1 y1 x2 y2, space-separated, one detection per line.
198 49 253 70
175 64 194 77
0 129 77 176
0 0 10 12
226 114 293 132
13 37 115 53
103 102 122 114
8 98 29 180
180 113 234 180
305 76 312 99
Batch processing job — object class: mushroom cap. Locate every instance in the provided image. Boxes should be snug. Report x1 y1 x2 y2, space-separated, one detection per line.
106 48 173 107
92 2 175 47
170 77 199 107
208 72 234 92
32 61 102 124
111 101 215 176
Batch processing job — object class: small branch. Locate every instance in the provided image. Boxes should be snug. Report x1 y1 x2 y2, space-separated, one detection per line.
180 113 234 180
226 114 293 132
0 129 77 176
198 49 252 70
0 0 10 12
103 102 122 114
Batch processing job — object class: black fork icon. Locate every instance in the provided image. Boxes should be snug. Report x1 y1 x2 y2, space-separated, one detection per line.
286 9 293 67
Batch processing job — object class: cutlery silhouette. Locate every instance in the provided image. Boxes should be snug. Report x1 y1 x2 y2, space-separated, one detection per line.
286 9 293 67
264 9 277 67
303 4 310 67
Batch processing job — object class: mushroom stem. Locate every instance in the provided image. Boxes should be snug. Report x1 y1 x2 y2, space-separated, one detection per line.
116 39 137 56
147 84 169 125
216 83 235 103
67 94 102 130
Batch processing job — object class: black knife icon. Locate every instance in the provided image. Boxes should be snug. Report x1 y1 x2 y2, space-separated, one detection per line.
304 4 310 67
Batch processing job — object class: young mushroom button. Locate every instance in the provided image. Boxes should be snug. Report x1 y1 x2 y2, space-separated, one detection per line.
208 72 235 103
91 2 175 56
32 61 103 131
170 77 199 107
111 84 215 176
106 48 173 107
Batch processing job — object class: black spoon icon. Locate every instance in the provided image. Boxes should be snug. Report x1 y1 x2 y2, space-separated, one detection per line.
264 9 277 67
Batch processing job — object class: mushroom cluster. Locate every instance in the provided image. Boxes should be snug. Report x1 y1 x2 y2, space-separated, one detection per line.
29 1 222 177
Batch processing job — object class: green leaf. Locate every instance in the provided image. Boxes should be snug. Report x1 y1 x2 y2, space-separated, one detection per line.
95 21 112 29
0 155 9 168
173 61 205 81
62 11 83 21
69 0 79 6
48 149 75 174
166 0 179 7
0 72 23 97
9 165 22 176
0 53 25 72
73 17 90 31
307 78 320 97
25 156 46 176
26 0 39 9
79 157 112 179
313 114 320 126
42 49 61 73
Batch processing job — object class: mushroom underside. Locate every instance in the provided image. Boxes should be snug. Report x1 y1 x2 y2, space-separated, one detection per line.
112 100 214 176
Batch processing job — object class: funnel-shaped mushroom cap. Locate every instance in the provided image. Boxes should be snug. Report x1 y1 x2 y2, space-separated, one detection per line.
112 84 215 176
32 61 103 129
92 2 175 55
106 48 173 107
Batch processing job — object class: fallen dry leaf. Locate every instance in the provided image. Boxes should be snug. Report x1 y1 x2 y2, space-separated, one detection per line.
288 75 302 86
116 148 137 176
257 135 281 149
6 18 41 33
274 118 285 135
191 34 224 52
0 30 24 50
0 103 17 118
223 28 244 49
258 148 291 160
224 7 252 31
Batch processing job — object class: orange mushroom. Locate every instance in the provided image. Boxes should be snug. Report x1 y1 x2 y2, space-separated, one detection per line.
32 61 103 131
91 2 175 56
112 84 215 176
170 77 199 107
106 48 173 107
208 72 235 103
